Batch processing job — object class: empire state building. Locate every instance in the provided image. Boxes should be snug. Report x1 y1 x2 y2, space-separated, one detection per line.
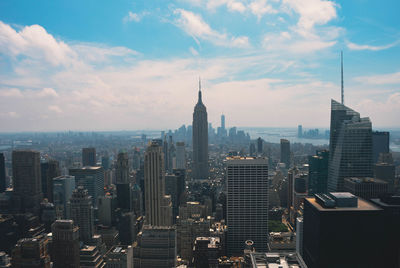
192 80 209 180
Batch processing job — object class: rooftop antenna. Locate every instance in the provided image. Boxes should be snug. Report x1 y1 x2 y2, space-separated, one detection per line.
341 51 344 105
199 77 201 92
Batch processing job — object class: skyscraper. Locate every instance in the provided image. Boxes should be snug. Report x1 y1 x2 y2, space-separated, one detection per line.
53 175 76 219
192 81 209 180
12 150 43 214
280 139 291 168
69 186 94 243
221 114 225 130
372 131 389 163
116 152 129 184
144 141 172 227
328 100 373 191
51 220 80 268
175 142 186 169
308 150 329 195
0 153 6 193
257 137 263 154
226 157 269 255
69 166 104 205
41 159 61 202
11 235 50 268
82 147 96 166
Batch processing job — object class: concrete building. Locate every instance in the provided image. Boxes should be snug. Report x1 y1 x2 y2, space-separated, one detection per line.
51 220 80 268
82 147 96 167
98 194 117 227
328 100 373 191
280 139 291 168
0 153 6 193
133 225 176 268
53 175 76 219
244 252 307 268
69 186 94 244
374 153 395 191
12 150 43 215
303 192 385 268
296 217 303 256
226 157 269 255
104 245 133 268
192 82 209 180
193 237 221 268
308 150 329 195
80 245 105 268
116 152 129 184
344 177 388 199
40 159 61 202
69 166 104 206
175 142 186 169
372 131 389 163
11 235 50 268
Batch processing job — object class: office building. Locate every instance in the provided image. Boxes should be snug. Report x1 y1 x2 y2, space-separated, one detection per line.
133 225 176 268
41 159 61 202
192 82 209 180
12 150 43 215
144 141 172 226
82 147 96 166
104 245 133 268
372 131 389 163
344 177 388 199
226 157 269 255
0 153 6 193
257 137 263 154
280 139 290 168
193 237 221 268
374 153 395 191
116 210 136 245
328 100 373 191
69 186 94 243
303 193 384 268
51 220 80 268
116 152 129 184
53 175 76 219
69 166 104 205
11 235 50 268
98 194 117 227
287 167 299 210
80 245 105 268
244 252 307 268
175 142 186 169
308 150 329 195
296 217 303 256
298 125 303 138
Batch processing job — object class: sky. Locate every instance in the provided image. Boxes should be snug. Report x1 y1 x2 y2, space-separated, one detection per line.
0 0 399 132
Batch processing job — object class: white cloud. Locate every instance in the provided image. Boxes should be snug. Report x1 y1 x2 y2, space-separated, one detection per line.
347 40 399 51
0 88 23 98
48 105 62 114
37 88 59 98
189 46 199 55
249 0 277 20
123 11 149 23
354 72 400 85
174 9 250 48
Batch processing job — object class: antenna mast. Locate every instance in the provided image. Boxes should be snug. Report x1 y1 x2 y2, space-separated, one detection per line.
341 51 344 104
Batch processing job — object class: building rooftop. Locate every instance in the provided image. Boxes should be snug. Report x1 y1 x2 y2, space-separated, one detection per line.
344 177 387 184
307 195 382 212
247 252 307 268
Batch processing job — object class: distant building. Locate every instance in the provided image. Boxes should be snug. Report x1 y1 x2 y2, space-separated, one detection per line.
175 142 186 169
328 100 373 191
344 177 388 199
116 210 136 245
80 245 105 268
82 147 96 166
133 225 176 268
374 153 395 191
308 150 329 195
51 220 80 268
69 166 104 205
226 157 269 255
98 194 117 227
303 192 385 268
53 175 76 219
280 139 290 168
11 235 50 268
116 152 129 184
298 125 303 138
193 237 221 268
257 137 263 154
0 153 6 193
192 84 209 180
69 186 94 244
104 245 133 268
372 131 389 163
12 150 43 215
296 217 303 256
41 159 61 202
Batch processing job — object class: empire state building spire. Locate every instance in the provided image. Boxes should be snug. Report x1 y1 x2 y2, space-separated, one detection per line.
192 78 209 180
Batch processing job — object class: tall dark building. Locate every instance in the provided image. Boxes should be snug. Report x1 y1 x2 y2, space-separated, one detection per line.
280 139 290 168
308 150 329 195
51 220 80 268
298 125 303 138
192 82 209 180
303 193 384 268
0 153 6 192
257 137 263 154
69 166 104 205
69 186 94 244
221 114 225 130
328 100 373 191
82 147 96 166
372 131 389 163
41 159 60 202
11 235 50 268
12 150 43 215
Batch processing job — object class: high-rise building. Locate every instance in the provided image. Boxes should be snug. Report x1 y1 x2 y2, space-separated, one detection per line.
226 157 269 255
374 153 395 191
69 166 104 205
133 225 176 268
12 150 43 214
308 150 329 195
328 100 373 192
193 237 221 268
175 142 186 169
53 175 76 219
303 193 384 268
296 217 303 256
69 186 94 243
298 125 303 138
287 167 299 210
0 153 6 193
11 235 51 268
280 139 290 168
257 137 263 154
41 159 61 202
372 131 389 163
104 245 133 268
116 152 129 184
192 82 209 180
51 220 80 268
116 210 136 245
82 147 96 166
343 177 388 199
80 245 105 267
144 141 172 227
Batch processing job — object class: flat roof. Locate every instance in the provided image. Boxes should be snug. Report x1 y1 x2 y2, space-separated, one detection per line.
306 197 382 212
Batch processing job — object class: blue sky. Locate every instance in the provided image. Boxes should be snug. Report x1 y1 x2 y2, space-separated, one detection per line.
0 0 399 131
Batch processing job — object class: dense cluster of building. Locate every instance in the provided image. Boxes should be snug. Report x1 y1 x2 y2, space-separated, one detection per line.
0 83 399 268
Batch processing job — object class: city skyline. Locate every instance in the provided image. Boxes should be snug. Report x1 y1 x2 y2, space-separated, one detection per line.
0 0 399 131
